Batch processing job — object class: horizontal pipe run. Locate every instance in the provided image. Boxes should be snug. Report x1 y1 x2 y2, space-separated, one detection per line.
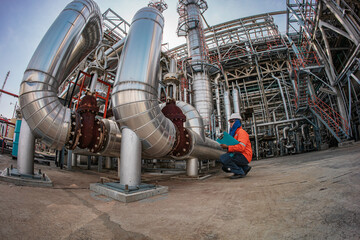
256 118 306 127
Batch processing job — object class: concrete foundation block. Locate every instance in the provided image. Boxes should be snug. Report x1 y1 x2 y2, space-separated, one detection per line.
0 168 53 187
90 182 168 203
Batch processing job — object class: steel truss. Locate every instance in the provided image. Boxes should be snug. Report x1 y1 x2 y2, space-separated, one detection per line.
167 0 360 159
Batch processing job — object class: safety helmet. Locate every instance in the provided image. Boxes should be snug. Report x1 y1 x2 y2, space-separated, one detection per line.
229 113 242 121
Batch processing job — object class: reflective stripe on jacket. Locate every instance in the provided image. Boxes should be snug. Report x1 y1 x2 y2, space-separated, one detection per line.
228 127 253 162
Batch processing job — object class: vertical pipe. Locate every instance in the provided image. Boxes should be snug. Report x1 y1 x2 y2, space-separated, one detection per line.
98 156 103 172
67 150 72 170
192 72 213 131
187 158 199 177
89 71 98 92
252 112 259 160
243 79 250 107
214 74 222 131
232 83 241 113
274 75 289 120
87 156 91 170
224 89 232 130
71 153 77 167
60 148 65 169
178 1 213 131
120 128 142 186
17 120 35 175
105 157 112 169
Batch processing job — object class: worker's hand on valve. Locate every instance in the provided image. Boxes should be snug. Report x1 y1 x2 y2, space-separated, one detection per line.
220 144 228 149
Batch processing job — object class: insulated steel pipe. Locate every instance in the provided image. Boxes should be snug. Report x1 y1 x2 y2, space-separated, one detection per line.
72 118 122 157
224 90 232 129
112 7 177 158
214 74 222 131
19 0 103 149
176 101 205 141
112 6 223 163
186 129 224 160
17 120 35 175
192 72 213 131
58 38 126 100
120 128 141 186
161 101 224 160
187 158 199 177
232 84 241 114
177 0 213 132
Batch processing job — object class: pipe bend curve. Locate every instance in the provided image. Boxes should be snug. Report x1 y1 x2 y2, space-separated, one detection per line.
112 7 176 158
19 0 103 149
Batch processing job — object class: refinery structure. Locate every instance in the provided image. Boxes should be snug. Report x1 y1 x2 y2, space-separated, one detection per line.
0 0 359 200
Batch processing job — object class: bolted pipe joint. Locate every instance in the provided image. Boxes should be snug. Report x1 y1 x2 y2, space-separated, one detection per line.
162 99 192 157
67 92 107 153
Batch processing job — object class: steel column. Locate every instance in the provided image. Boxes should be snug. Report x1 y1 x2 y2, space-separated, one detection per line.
17 120 35 175
120 128 142 186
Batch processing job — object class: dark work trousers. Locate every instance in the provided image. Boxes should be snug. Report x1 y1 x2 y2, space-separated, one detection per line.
220 152 250 175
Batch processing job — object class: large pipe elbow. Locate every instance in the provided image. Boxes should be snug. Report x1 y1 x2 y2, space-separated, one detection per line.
112 7 176 158
173 101 224 160
19 0 103 149
176 101 205 141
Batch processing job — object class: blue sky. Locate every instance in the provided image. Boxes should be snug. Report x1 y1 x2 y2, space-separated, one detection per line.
0 0 286 119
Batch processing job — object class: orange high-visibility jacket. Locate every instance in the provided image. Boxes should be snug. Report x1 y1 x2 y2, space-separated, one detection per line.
228 127 253 162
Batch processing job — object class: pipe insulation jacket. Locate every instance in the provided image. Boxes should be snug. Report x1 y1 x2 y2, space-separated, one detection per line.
112 7 177 158
19 0 103 149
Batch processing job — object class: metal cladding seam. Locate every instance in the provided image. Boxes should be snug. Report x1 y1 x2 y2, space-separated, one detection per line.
111 7 177 158
19 0 103 150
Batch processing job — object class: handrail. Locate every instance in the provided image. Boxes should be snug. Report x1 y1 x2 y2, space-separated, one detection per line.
72 71 112 118
308 96 349 136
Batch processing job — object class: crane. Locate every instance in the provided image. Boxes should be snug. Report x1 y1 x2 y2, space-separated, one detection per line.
0 71 10 99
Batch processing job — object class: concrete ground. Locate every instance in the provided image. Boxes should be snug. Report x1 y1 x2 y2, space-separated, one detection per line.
0 144 359 240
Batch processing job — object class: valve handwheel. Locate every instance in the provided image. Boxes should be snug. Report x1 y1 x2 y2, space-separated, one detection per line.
95 44 120 72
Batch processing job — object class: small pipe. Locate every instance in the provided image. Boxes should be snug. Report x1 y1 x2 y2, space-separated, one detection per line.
187 158 199 177
232 83 240 113
256 118 306 127
273 74 289 120
87 156 91 170
214 74 222 131
71 153 77 167
104 157 112 169
89 71 98 92
224 89 232 130
301 124 308 140
67 150 72 170
252 113 259 160
283 127 290 140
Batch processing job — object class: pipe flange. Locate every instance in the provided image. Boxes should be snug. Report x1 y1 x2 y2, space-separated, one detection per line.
171 127 192 157
89 119 106 153
67 113 82 150
97 122 109 153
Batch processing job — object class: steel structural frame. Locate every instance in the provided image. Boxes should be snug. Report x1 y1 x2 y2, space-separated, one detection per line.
168 11 296 134
286 0 360 141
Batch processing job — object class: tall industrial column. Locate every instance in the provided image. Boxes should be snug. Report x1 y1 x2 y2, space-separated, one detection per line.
177 0 213 135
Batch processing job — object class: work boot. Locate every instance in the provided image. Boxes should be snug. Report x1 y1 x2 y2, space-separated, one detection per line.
229 174 245 179
222 166 231 173
245 166 252 175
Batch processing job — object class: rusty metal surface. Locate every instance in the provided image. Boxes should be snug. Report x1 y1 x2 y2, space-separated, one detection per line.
67 93 107 153
162 99 192 157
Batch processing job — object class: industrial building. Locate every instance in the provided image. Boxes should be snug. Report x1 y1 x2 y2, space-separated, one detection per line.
0 0 359 239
